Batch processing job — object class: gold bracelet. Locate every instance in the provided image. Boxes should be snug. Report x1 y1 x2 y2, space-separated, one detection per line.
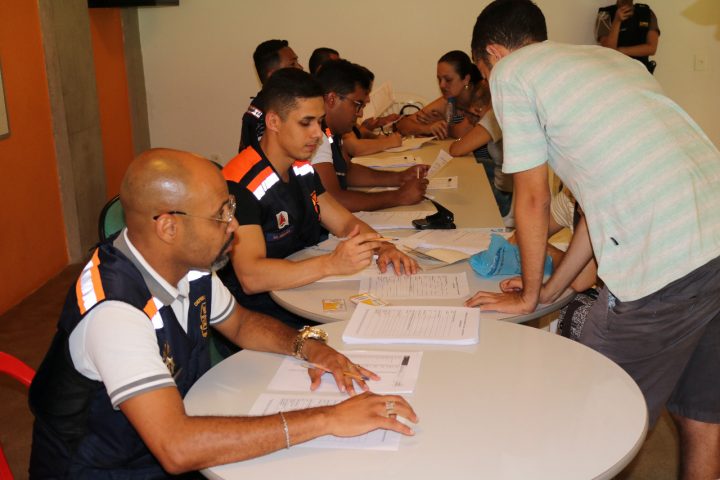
279 411 291 449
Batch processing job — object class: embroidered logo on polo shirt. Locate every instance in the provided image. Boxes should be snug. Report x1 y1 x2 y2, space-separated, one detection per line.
194 295 209 338
162 342 176 377
276 211 289 229
311 191 319 214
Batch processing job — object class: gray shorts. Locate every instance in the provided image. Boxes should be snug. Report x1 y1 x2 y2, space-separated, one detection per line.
579 255 720 427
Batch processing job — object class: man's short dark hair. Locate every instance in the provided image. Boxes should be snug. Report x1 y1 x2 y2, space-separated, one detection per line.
261 68 324 119
471 0 547 64
309 47 339 75
315 59 372 96
253 39 289 84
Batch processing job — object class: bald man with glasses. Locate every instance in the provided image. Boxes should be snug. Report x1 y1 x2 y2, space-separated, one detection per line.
29 148 417 478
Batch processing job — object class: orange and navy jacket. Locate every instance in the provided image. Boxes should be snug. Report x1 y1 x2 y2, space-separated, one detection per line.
29 239 213 477
222 145 323 261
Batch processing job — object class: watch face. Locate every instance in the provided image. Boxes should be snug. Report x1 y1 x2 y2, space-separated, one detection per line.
304 327 328 342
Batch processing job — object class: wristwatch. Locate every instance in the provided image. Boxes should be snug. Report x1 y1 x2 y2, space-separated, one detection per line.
292 326 329 360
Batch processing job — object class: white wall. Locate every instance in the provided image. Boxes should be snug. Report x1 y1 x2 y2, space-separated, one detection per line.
138 0 720 163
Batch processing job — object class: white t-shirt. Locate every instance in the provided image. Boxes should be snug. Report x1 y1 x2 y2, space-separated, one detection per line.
69 229 236 408
550 188 576 232
478 109 512 193
310 133 333 165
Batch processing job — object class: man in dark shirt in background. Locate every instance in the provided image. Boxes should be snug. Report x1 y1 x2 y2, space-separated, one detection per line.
238 39 303 151
596 0 660 73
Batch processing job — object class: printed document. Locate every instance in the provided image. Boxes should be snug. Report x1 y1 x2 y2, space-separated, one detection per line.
353 210 429 230
352 155 418 169
426 149 453 177
360 272 469 299
249 393 402 450
343 304 480 345
385 136 436 153
399 228 510 255
428 176 458 190
367 82 394 120
267 351 423 394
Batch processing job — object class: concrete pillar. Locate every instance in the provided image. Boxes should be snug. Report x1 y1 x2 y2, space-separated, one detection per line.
38 0 107 261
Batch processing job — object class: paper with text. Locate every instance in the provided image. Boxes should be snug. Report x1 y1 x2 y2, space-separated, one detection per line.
352 155 417 169
353 210 429 230
343 304 480 345
360 272 469 299
368 82 394 119
385 136 436 153
428 176 458 189
426 149 453 178
267 351 423 394
249 393 402 450
400 228 511 255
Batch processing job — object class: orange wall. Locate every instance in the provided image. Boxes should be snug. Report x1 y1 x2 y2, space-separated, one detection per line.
0 0 68 314
89 8 135 198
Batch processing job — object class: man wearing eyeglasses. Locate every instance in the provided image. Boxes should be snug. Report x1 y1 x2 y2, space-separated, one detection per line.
29 148 418 478
311 59 429 212
220 68 419 329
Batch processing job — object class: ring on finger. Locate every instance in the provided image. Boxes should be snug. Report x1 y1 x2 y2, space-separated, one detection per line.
385 400 397 418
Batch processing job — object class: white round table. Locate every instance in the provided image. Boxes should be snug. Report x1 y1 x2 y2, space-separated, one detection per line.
185 319 648 480
270 247 576 324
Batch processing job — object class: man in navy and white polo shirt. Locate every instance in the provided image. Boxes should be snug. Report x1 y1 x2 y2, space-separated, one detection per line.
29 148 417 478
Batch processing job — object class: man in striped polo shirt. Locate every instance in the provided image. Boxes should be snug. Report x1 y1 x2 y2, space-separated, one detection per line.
467 1 720 477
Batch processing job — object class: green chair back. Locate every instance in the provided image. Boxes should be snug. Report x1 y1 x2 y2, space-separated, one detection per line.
98 195 125 241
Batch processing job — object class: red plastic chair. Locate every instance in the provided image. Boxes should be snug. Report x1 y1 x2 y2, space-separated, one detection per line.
0 352 35 480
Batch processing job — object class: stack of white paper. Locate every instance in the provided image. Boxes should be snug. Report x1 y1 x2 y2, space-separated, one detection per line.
343 304 480 345
360 272 470 299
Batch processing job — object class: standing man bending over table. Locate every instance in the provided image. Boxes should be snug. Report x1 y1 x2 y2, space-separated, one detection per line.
220 68 418 328
29 149 417 478
467 1 720 478
312 59 428 212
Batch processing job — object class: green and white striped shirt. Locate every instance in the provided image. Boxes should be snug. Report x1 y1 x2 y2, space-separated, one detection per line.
491 41 720 301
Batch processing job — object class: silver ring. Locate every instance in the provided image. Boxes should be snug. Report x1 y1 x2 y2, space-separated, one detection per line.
385 400 397 418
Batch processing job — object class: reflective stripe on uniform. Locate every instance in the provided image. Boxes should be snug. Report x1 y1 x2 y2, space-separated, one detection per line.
143 297 164 329
75 249 106 315
223 147 263 183
292 161 314 177
247 166 280 200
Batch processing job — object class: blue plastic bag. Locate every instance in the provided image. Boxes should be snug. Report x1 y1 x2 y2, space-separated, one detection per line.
470 234 553 278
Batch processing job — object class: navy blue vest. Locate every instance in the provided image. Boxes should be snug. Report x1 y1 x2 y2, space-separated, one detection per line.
323 123 348 190
29 241 212 479
238 91 265 153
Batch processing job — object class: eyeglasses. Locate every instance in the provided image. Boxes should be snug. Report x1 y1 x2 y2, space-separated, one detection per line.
339 95 366 114
152 195 236 224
